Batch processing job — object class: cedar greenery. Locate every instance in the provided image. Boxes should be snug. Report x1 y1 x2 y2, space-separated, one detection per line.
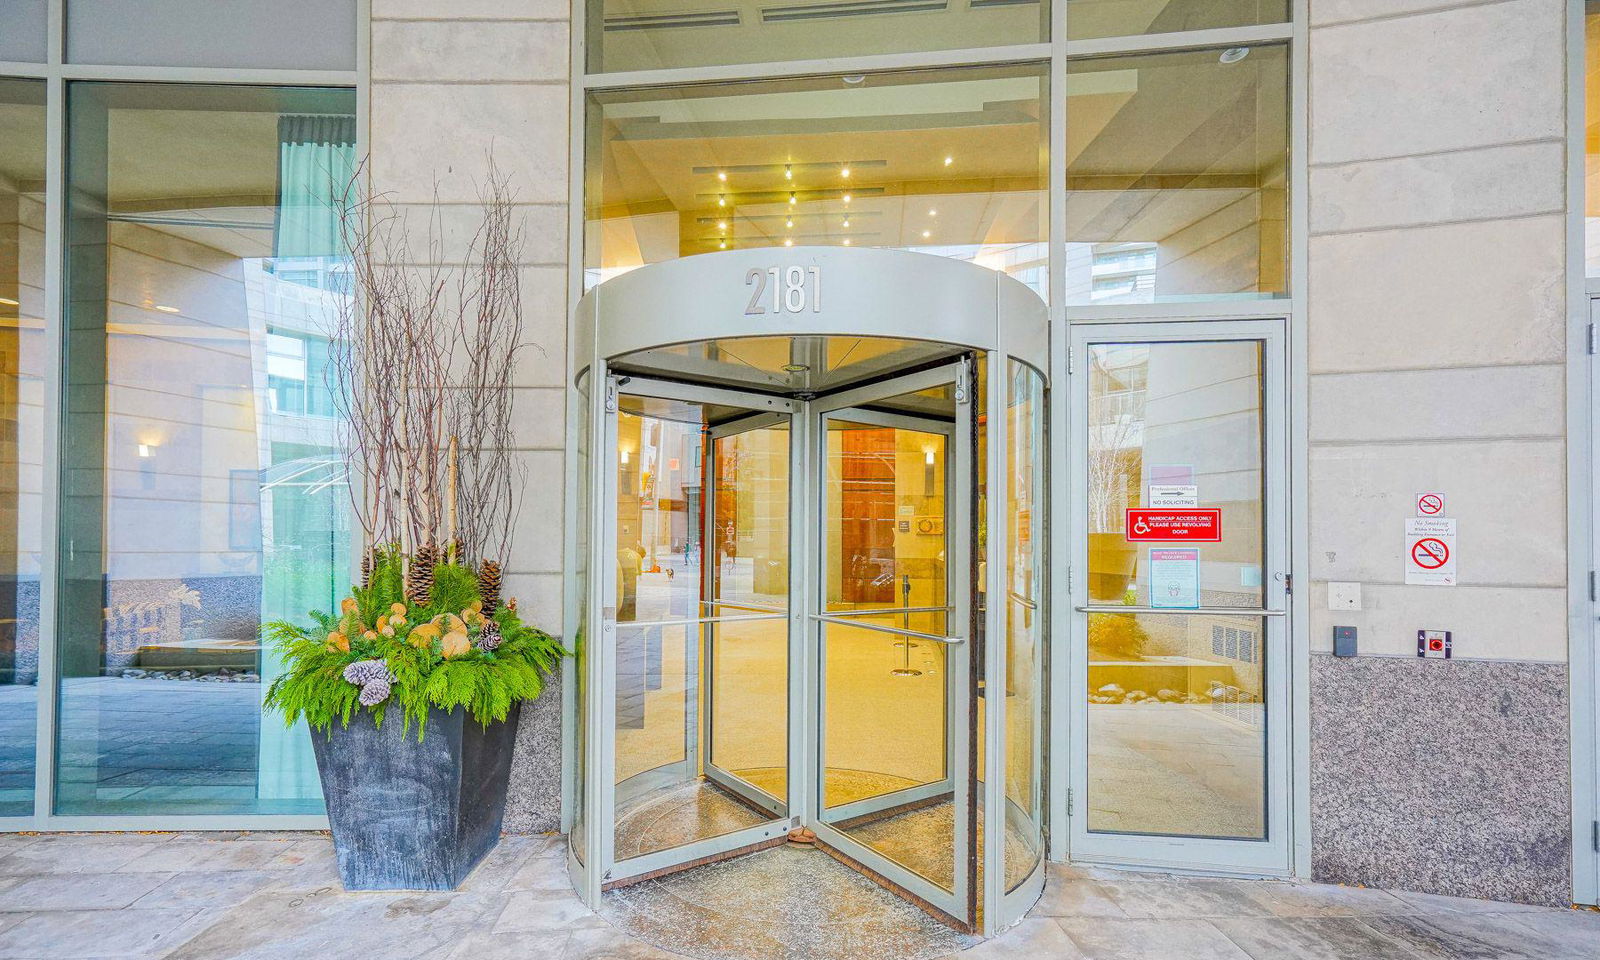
264 547 566 740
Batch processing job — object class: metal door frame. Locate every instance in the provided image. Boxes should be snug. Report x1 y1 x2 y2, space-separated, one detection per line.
1065 318 1293 875
600 375 800 887
806 360 976 927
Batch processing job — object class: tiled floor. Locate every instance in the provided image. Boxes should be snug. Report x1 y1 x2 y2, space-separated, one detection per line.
1 831 1596 960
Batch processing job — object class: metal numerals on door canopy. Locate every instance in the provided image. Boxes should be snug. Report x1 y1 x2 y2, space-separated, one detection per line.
744 265 822 316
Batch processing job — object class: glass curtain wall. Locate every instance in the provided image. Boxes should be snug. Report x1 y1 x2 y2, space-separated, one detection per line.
585 66 1049 296
0 79 46 817
57 83 356 816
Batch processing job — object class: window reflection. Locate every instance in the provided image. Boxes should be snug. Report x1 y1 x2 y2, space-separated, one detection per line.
586 66 1048 297
0 78 45 817
58 83 356 815
1065 45 1288 304
1066 0 1288 41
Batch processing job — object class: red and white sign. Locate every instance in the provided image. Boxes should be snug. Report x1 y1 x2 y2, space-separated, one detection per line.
1416 492 1445 516
1125 508 1222 542
1404 517 1456 586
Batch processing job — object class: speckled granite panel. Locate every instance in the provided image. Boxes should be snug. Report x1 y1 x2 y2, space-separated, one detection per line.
1310 654 1570 905
502 668 563 833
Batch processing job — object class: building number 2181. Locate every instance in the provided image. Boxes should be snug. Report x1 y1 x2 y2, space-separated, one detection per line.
745 265 821 315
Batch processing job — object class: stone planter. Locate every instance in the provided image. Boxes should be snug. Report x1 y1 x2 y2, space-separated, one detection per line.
309 701 520 890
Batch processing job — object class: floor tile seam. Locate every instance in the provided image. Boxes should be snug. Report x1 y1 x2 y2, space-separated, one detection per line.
1347 914 1478 960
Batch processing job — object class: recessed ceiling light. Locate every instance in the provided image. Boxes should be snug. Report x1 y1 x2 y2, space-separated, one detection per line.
842 75 865 85
717 170 728 181
943 156 954 166
786 217 794 229
1220 47 1249 64
155 304 181 314
0 297 17 306
789 192 797 205
718 221 727 230
784 165 793 180
784 238 794 247
928 208 937 217
719 240 727 249
842 193 851 204
922 230 931 238
842 238 851 246
782 362 810 372
718 195 727 207
841 166 851 178
842 218 850 228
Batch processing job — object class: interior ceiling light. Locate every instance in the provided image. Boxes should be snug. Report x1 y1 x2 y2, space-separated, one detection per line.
841 166 851 178
782 362 810 372
717 170 728 181
0 297 17 306
842 218 851 228
943 155 954 166
784 165 793 180
842 238 851 245
719 240 728 248
786 217 794 228
842 75 865 85
784 238 794 246
718 195 727 207
928 208 937 216
842 193 852 204
1220 47 1249 64
718 221 727 230
922 230 931 238
154 304 181 314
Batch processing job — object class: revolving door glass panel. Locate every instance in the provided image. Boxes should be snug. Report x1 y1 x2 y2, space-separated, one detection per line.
612 393 791 865
815 369 974 922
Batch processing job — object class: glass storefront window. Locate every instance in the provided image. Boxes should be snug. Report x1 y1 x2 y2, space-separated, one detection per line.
586 66 1049 297
58 82 356 816
0 2 47 62
1065 0 1288 41
1065 44 1288 305
0 78 45 817
587 0 1047 75
1587 2 1600 276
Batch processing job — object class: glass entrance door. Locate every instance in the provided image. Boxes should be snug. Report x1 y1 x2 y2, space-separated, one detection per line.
809 364 976 926
1067 321 1290 874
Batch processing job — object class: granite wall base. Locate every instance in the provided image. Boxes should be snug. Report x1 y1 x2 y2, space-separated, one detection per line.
1310 654 1570 905
503 667 563 834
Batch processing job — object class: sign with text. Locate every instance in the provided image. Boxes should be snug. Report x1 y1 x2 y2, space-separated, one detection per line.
1147 484 1199 508
1125 508 1222 542
1149 547 1201 608
1404 517 1457 586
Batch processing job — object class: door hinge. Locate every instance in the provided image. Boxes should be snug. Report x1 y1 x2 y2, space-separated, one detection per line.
1067 349 1074 375
1589 570 1596 603
1067 787 1074 817
1588 324 1597 355
954 356 972 405
604 375 618 412
1065 564 1072 593
1592 820 1598 853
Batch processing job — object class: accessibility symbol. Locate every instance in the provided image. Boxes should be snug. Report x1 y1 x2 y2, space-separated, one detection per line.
1411 537 1449 570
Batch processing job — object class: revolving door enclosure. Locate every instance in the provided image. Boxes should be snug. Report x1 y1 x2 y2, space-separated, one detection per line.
568 248 1049 935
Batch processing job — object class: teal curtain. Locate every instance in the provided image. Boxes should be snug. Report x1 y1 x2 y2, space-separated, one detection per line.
273 114 356 259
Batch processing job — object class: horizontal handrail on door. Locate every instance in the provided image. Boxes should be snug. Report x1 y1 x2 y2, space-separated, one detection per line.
701 600 787 614
616 611 787 629
817 605 952 618
810 613 964 644
1074 605 1287 617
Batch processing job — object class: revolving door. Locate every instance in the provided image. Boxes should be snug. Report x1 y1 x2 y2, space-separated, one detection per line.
568 248 1048 935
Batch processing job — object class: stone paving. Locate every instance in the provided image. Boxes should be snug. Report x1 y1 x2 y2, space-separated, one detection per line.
0 831 1597 960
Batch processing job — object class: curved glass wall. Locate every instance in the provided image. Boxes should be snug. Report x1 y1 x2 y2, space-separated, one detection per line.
585 65 1049 296
57 82 356 816
1003 358 1044 891
0 78 45 816
1064 43 1288 305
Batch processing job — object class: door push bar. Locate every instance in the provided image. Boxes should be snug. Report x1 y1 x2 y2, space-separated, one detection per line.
1074 605 1287 617
809 613 965 645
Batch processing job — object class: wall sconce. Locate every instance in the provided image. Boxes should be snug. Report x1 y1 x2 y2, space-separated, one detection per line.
923 446 936 496
620 448 630 465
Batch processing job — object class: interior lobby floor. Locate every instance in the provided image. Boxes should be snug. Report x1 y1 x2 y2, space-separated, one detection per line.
2 830 1597 960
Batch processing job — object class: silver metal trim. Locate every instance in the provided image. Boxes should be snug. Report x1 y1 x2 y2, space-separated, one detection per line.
1075 606 1286 617
812 613 963 644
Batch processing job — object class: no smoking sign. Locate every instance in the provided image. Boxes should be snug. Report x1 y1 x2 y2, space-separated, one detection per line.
1405 518 1456 586
1416 492 1444 516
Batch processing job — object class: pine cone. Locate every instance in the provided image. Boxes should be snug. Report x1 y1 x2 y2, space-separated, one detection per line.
359 551 372 589
476 619 502 652
478 559 503 615
405 542 437 607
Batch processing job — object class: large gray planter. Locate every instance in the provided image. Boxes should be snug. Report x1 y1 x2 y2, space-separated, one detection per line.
309 701 521 890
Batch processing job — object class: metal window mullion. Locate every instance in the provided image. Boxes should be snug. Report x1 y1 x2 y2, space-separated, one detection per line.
980 348 1008 934
579 43 1052 91
31 31 65 828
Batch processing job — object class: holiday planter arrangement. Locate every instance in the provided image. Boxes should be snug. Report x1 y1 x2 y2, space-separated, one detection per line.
264 158 566 891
